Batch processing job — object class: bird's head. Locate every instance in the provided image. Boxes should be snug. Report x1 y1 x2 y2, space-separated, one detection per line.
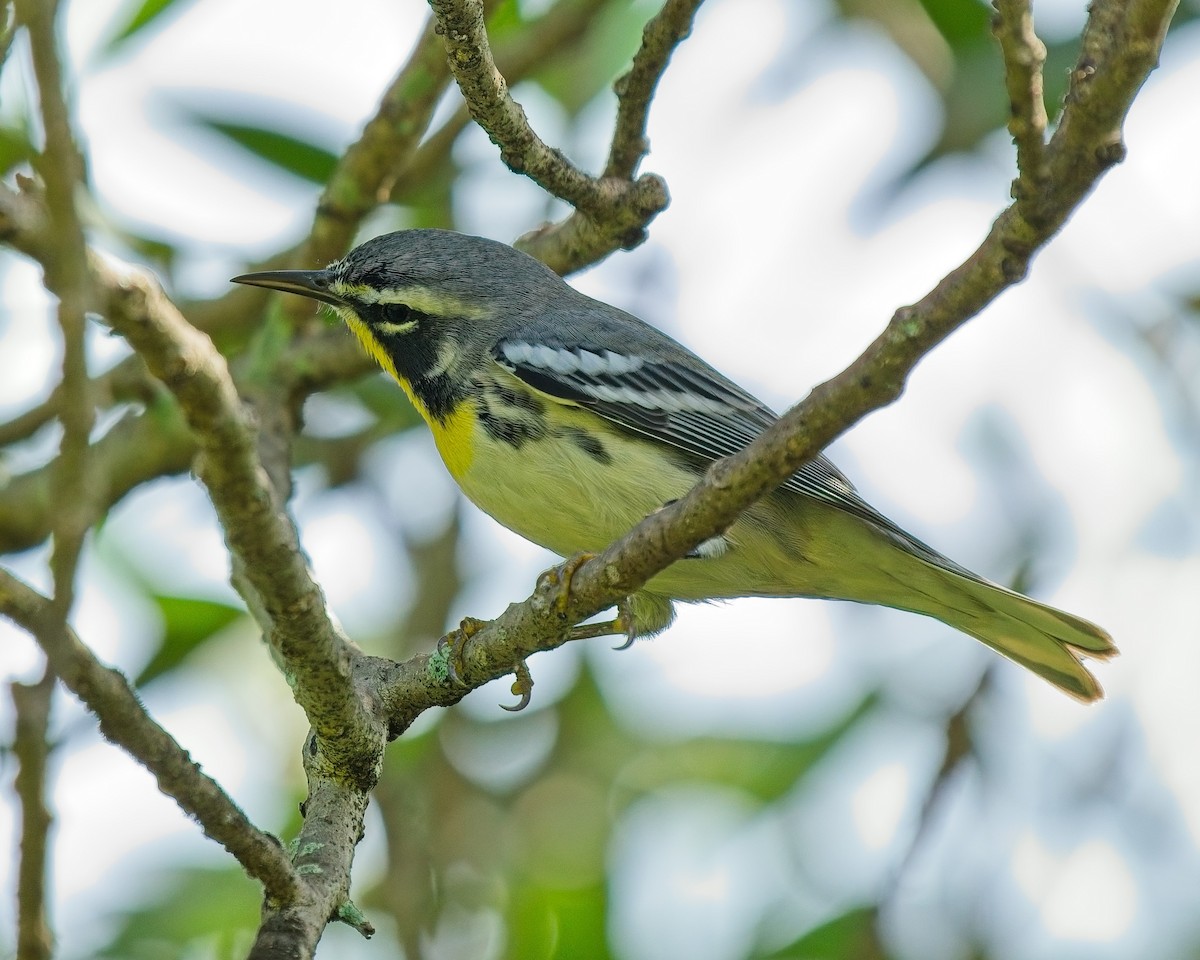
232 229 563 383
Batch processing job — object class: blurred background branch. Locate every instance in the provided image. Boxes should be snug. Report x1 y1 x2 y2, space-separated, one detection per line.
0 0 1196 957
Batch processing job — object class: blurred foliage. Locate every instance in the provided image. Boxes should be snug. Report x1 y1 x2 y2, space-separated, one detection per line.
96 866 261 960
187 114 340 186
103 0 195 53
136 594 246 686
2 0 1196 958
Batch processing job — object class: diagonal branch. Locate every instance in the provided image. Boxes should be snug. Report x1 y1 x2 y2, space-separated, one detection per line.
93 259 373 757
94 260 389 954
0 569 301 903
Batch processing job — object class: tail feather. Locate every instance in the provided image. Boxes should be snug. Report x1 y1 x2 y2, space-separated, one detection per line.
878 562 1117 702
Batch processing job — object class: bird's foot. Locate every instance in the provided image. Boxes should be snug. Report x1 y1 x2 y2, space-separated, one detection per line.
436 615 534 712
536 551 597 617
437 615 488 688
499 659 534 713
539 554 637 649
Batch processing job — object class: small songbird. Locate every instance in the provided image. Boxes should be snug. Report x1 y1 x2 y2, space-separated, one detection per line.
234 229 1117 700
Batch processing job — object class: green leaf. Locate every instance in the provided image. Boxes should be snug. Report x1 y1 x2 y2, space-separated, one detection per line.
507 882 614 960
106 0 194 52
137 594 245 685
189 115 338 184
0 124 34 176
915 0 991 48
762 906 887 960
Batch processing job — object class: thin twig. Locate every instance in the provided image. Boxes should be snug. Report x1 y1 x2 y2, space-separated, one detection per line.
0 401 196 554
993 0 1048 185
605 0 707 180
0 354 156 446
427 0 670 267
428 0 608 210
12 668 54 960
892 669 992 888
391 0 610 208
0 394 59 446
0 569 302 903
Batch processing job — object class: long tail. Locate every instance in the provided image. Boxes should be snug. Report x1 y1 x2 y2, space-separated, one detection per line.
849 529 1118 700
898 565 1116 701
803 505 1119 701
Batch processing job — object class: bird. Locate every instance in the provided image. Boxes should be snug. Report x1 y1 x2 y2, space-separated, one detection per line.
233 228 1117 701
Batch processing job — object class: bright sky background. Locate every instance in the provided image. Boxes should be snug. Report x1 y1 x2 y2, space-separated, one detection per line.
2 0 1200 957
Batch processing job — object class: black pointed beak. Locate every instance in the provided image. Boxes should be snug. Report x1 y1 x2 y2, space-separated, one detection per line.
230 268 341 306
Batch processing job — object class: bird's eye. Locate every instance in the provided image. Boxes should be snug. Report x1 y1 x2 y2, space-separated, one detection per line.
380 302 416 327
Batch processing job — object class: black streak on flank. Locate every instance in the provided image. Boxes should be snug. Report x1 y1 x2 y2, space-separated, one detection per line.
493 384 545 416
476 399 548 449
560 427 612 465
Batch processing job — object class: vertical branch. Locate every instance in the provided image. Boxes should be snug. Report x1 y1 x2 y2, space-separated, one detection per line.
604 0 707 180
14 0 94 618
993 0 1049 184
12 669 55 960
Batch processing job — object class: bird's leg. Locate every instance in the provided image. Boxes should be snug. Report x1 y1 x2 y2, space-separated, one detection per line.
539 553 636 647
565 598 635 648
436 615 535 712
537 551 596 616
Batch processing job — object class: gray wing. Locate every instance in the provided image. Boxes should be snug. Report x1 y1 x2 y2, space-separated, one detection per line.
491 334 977 577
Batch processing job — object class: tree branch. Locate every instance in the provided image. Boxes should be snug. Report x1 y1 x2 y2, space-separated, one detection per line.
993 0 1048 183
0 569 301 903
0 401 197 554
390 0 614 209
15 0 93 621
604 0 706 180
427 0 671 271
92 262 391 952
11 668 54 960
94 260 378 761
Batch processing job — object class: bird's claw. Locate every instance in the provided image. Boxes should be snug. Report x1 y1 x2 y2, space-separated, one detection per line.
611 599 636 650
436 617 536 712
536 551 597 618
499 659 534 712
438 616 488 688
